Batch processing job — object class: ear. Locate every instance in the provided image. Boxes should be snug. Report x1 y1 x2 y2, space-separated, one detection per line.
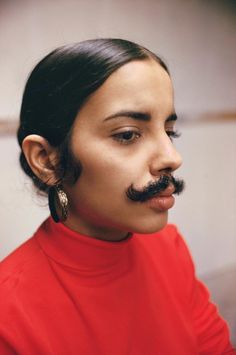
22 135 60 186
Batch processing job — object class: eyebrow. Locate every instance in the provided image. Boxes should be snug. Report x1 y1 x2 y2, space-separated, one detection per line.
103 110 178 122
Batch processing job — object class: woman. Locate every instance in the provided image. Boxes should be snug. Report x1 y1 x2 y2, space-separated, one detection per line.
0 38 235 354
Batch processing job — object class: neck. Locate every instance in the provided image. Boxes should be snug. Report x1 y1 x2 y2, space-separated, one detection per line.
63 214 130 242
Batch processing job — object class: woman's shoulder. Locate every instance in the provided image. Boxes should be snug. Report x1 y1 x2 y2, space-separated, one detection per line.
0 230 54 338
0 237 41 291
0 218 51 291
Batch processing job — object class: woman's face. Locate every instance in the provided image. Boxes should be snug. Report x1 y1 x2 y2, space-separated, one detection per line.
64 59 182 240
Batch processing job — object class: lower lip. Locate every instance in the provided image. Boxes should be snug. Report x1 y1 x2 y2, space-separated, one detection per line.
146 195 175 211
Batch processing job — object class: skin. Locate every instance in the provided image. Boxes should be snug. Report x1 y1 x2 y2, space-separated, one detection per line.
23 59 182 241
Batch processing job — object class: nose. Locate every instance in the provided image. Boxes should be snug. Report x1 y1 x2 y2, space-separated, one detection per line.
149 134 182 176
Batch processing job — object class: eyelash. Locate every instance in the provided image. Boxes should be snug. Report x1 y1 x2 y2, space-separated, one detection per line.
112 129 181 145
166 130 181 140
112 131 141 145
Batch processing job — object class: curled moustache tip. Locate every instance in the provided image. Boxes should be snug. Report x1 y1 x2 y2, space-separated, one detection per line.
174 179 185 195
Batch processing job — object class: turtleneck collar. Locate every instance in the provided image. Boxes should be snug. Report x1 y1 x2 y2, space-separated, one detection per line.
35 217 134 274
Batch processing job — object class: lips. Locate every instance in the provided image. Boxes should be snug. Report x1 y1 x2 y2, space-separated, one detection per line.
146 185 175 211
157 184 175 197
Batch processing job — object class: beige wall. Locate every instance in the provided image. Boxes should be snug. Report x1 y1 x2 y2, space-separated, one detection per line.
0 0 235 278
1 0 236 119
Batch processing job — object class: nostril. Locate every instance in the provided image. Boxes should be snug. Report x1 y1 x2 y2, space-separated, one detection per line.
159 167 172 175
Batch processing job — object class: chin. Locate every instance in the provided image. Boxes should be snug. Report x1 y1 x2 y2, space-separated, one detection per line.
128 212 168 235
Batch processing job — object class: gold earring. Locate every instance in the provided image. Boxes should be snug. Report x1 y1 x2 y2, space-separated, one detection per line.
48 185 68 223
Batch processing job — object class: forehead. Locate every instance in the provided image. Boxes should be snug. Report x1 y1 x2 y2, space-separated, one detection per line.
76 59 174 123
104 58 172 93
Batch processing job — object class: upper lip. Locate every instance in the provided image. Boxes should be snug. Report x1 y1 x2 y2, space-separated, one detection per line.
157 184 175 197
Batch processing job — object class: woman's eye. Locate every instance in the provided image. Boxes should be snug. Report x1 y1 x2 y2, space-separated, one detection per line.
166 130 181 140
112 131 141 145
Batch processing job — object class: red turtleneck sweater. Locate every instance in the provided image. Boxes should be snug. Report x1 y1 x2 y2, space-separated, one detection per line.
0 218 235 354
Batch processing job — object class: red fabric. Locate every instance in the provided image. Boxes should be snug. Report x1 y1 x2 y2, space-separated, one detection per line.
0 217 235 355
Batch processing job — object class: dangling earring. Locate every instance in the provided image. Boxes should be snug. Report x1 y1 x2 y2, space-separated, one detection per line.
48 185 68 223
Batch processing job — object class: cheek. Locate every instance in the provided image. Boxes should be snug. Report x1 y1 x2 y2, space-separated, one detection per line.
68 149 145 221
66 146 168 234
68 140 149 211
79 154 131 194
67 153 131 225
